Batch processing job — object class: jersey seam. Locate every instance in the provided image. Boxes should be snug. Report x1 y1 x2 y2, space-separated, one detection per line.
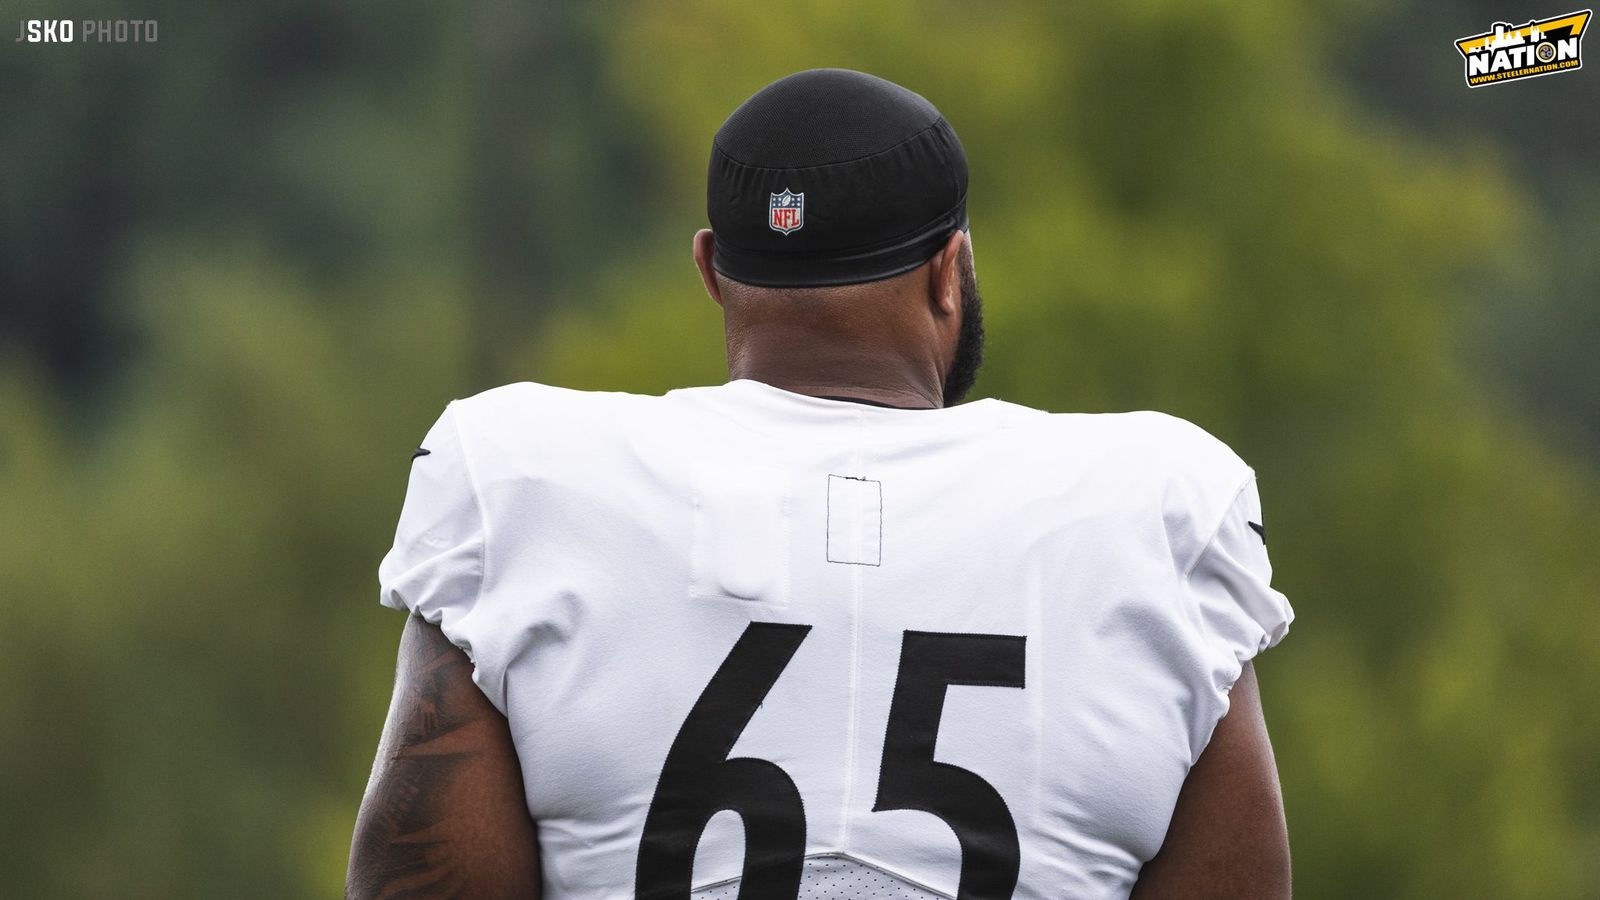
839 410 867 846
1181 469 1256 582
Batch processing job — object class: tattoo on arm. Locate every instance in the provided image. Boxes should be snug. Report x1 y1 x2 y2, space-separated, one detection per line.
348 615 539 899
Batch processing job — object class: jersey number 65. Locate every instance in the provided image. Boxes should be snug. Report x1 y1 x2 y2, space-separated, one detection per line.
636 622 1027 900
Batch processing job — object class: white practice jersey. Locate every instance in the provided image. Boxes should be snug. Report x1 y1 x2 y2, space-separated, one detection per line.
378 378 1293 900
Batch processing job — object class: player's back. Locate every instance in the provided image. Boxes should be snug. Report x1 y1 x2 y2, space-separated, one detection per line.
378 378 1292 900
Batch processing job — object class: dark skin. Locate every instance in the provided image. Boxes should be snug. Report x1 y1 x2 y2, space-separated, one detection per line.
692 228 962 410
347 614 539 899
1131 663 1292 898
348 230 1292 897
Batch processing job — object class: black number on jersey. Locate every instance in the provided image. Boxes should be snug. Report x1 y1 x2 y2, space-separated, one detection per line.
636 622 812 899
874 631 1026 898
635 623 1027 900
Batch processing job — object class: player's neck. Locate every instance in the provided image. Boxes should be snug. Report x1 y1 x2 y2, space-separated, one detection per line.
727 328 944 409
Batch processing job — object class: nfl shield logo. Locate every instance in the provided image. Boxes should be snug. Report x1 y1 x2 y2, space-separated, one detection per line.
769 189 804 235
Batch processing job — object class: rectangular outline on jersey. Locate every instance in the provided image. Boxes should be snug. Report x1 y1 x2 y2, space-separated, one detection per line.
825 474 882 567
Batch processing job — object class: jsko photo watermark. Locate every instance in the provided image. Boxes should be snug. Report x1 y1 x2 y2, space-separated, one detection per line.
15 19 158 42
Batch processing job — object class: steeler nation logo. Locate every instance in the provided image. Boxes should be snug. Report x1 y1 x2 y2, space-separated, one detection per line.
769 189 804 235
1456 9 1590 87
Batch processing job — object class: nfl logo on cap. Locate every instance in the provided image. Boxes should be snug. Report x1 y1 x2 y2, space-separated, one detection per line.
769 189 804 235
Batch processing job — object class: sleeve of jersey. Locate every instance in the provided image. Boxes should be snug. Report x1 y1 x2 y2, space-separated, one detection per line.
376 404 503 711
1185 477 1294 693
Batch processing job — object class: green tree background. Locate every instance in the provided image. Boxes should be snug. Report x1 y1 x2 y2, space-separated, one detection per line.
3 1 1597 896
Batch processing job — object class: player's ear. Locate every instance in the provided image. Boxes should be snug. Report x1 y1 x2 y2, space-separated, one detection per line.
693 229 725 308
927 229 966 319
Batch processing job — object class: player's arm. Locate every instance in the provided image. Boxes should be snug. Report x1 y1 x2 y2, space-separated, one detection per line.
1130 662 1291 899
347 613 540 899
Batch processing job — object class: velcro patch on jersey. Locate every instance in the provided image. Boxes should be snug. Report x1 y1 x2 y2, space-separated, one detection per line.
690 462 792 604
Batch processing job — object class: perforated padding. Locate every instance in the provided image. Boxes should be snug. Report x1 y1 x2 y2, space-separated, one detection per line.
691 854 944 899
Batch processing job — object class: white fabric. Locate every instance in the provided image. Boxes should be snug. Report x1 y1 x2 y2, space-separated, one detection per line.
378 379 1293 899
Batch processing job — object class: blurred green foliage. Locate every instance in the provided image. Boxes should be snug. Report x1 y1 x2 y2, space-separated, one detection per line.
3 1 1597 897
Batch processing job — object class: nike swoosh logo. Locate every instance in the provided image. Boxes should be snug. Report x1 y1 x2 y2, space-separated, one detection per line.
411 447 431 460
1247 521 1266 544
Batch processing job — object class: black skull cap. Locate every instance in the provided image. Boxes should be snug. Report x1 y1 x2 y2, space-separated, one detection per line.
707 69 969 288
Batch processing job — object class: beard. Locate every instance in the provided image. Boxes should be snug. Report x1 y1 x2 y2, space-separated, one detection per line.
942 245 986 406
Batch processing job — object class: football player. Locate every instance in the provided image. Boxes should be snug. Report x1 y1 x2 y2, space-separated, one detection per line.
349 69 1293 900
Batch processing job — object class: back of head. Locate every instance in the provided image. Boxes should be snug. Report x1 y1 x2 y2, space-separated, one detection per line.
706 68 969 289
699 69 982 408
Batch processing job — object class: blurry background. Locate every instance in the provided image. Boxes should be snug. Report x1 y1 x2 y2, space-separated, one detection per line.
3 0 1597 896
